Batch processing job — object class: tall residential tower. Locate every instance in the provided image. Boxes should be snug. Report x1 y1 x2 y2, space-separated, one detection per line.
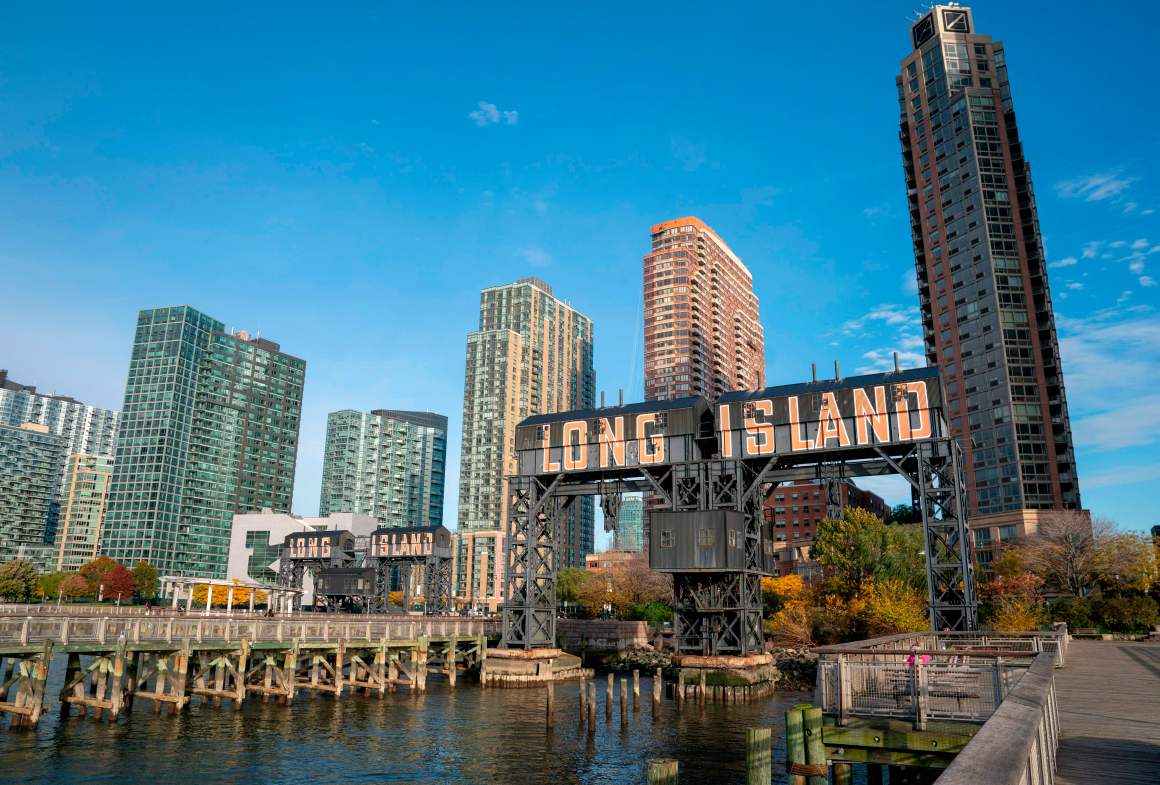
319 409 447 527
100 306 305 578
898 6 1081 543
643 217 764 402
454 277 595 609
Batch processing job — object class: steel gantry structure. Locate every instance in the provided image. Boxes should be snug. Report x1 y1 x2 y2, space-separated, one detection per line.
278 526 453 615
501 366 977 655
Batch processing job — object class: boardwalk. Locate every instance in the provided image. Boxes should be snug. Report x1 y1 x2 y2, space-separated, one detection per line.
1054 640 1160 785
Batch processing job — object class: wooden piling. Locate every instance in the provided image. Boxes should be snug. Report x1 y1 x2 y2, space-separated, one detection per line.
632 669 640 710
647 758 679 785
620 677 628 723
803 705 827 785
587 682 596 732
699 670 706 703
786 703 808 785
606 673 613 720
652 668 662 715
745 727 772 785
546 684 554 728
832 763 852 785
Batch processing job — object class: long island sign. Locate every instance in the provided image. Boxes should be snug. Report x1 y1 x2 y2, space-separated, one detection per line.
517 367 945 475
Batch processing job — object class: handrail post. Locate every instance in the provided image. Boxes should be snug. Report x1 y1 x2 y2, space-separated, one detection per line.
20 617 30 646
992 656 1005 708
99 616 108 644
837 654 851 726
914 660 928 731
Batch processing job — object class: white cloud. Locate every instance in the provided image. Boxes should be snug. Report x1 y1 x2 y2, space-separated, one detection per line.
1141 276 1156 287
863 204 892 220
1130 260 1145 273
1055 170 1136 202
1065 281 1084 290
1132 238 1149 250
1081 241 1100 259
670 135 707 171
902 271 918 296
1048 256 1078 269
520 246 551 267
1059 314 1160 451
1083 463 1160 490
468 101 519 127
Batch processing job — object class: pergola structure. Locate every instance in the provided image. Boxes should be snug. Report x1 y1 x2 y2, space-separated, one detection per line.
159 575 301 616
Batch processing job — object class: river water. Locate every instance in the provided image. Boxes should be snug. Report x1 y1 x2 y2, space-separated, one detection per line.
0 664 815 785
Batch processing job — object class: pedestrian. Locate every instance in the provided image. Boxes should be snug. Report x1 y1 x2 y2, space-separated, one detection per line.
906 644 930 668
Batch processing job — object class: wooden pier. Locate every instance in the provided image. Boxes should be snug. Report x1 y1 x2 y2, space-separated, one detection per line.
0 615 496 727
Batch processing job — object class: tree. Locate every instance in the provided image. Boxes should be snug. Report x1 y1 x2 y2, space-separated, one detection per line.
762 574 806 616
1095 533 1159 594
103 563 136 601
1093 596 1159 633
557 567 588 604
858 578 928 636
190 580 269 607
812 508 926 598
79 555 119 597
609 558 671 609
987 572 1045 632
131 561 159 600
61 574 93 599
889 504 922 524
0 560 39 602
1018 511 1107 597
38 571 68 601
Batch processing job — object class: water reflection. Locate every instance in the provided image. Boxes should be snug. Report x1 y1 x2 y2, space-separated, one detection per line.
1 661 810 785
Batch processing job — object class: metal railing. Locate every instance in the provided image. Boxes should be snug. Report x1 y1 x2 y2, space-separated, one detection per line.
0 616 501 647
814 626 1069 729
816 650 1022 727
934 652 1061 785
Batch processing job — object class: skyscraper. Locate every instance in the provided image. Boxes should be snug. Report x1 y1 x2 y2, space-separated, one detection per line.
53 454 113 571
897 6 1081 537
612 494 644 553
0 370 119 495
0 422 65 566
101 306 305 578
319 409 447 527
643 217 765 402
454 277 595 609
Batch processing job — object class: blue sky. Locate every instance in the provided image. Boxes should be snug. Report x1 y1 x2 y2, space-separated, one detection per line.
2 2 1157 543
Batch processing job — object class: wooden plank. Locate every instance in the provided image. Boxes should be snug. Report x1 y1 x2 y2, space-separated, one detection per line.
1054 640 1160 785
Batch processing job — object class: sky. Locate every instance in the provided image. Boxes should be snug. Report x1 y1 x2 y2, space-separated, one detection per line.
2 2 1158 547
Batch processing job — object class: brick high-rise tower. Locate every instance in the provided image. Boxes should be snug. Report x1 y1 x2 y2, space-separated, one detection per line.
643 217 764 402
897 6 1081 540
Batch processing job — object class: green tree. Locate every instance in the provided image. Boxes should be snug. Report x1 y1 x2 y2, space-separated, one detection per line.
0 560 39 602
812 508 926 598
131 561 159 599
557 568 588 604
38 571 68 601
888 504 922 524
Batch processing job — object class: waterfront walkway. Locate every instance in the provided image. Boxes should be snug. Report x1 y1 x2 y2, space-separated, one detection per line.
1054 640 1160 785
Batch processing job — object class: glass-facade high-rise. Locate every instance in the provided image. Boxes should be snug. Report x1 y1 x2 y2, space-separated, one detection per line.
454 277 595 610
612 494 644 553
0 422 65 565
101 306 305 578
319 409 447 527
898 6 1080 527
0 370 119 531
54 453 114 571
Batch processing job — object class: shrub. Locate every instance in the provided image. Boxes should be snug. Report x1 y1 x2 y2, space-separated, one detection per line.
1049 596 1093 629
1094 596 1159 633
628 601 672 625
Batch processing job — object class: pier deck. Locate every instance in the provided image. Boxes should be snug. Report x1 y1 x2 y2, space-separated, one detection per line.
1054 640 1160 785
